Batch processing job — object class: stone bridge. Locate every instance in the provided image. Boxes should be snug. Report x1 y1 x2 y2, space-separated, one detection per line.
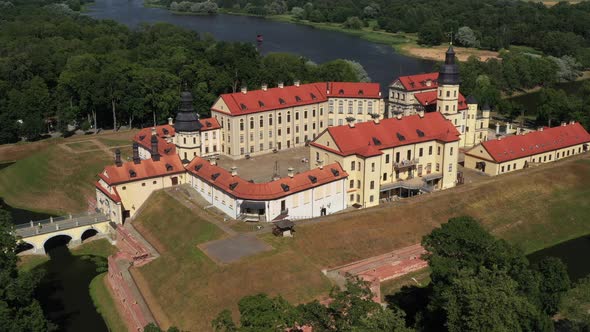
13 213 113 254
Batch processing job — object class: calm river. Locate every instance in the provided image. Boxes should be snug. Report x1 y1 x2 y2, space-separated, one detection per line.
85 0 436 91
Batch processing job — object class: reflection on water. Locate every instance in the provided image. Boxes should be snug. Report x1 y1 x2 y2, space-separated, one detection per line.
0 197 55 225
35 236 108 332
528 235 590 282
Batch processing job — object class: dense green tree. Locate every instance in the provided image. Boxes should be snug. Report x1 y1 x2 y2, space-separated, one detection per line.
559 276 590 327
534 257 571 315
0 209 55 331
417 21 444 46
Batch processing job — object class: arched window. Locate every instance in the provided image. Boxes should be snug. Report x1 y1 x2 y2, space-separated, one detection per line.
193 137 196 144
269 114 273 125
250 117 254 130
183 137 186 144
240 119 244 131
287 111 291 122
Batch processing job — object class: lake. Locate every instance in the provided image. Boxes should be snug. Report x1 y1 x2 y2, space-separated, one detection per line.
528 235 590 283
507 80 587 117
85 0 436 92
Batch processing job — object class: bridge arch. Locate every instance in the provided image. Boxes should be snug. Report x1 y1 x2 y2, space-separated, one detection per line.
81 228 99 242
43 234 72 254
15 241 36 254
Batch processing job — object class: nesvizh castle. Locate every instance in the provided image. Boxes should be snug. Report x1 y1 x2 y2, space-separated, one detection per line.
95 47 590 225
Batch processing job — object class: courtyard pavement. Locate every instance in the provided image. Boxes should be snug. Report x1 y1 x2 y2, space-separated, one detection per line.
199 234 272 264
216 146 313 183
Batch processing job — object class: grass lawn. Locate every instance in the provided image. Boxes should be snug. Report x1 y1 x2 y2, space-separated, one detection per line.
90 273 128 332
98 138 131 147
66 140 100 151
0 145 110 214
132 155 590 331
380 268 431 301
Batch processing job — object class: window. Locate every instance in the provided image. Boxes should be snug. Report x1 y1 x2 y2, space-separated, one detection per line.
383 173 387 181
437 147 441 155
446 105 449 112
338 101 344 114
358 162 361 170
385 154 390 163
260 116 264 127
153 180 157 184
368 101 373 113
183 137 186 144
419 148 423 157
348 101 353 114
429 146 433 155
269 114 273 125
240 119 244 131
358 101 363 114
349 180 354 188
407 150 411 160
450 147 454 156
436 163 440 172
338 119 343 126
260 143 263 150
259 131 263 139
350 194 354 201
304 111 308 119
278 113 282 124
446 91 450 97
507 164 511 171
370 181 375 189
351 161 355 171
369 195 374 203
287 112 291 122
240 135 244 143
357 180 361 189
295 112 299 121
454 90 457 97
249 133 253 141
329 100 334 113
320 108 323 116
287 127 290 134
193 137 196 144
448 163 452 172
371 162 375 172
304 124 308 131
278 129 281 136
142 183 145 187
395 152 400 163
269 130 272 138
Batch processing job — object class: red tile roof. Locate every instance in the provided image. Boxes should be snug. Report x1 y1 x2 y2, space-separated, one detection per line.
212 82 380 116
98 154 185 185
476 123 590 163
186 157 348 200
413 91 469 111
395 73 439 92
133 118 221 156
311 112 460 157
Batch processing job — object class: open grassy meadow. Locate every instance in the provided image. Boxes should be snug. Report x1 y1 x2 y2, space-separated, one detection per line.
132 155 590 331
0 130 136 215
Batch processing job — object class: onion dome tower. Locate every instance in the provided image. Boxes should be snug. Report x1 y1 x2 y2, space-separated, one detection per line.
436 45 461 115
173 91 202 163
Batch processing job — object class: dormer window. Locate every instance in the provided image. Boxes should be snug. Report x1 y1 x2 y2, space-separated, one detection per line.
240 103 247 110
229 182 238 190
165 163 173 171
129 170 137 178
372 137 381 146
162 128 169 135
310 93 317 100
258 100 265 107
338 89 344 95
281 183 290 192
164 148 172 154
331 168 340 176
416 129 425 137
308 175 317 183
278 98 286 105
396 132 406 141
211 173 220 181
295 96 301 102
358 89 364 95
195 164 203 171
206 121 212 127
139 135 146 140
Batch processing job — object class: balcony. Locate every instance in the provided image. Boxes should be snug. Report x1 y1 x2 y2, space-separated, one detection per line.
394 158 419 170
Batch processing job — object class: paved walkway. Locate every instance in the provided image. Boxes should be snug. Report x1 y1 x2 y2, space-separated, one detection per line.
200 234 273 264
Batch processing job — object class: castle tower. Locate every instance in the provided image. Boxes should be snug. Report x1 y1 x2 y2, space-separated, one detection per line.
173 91 202 163
436 45 461 115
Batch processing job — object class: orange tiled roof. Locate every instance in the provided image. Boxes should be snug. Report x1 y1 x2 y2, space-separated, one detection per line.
311 112 460 157
186 157 348 200
98 154 184 185
477 122 590 163
212 82 380 116
395 72 439 92
413 90 469 111
95 181 121 202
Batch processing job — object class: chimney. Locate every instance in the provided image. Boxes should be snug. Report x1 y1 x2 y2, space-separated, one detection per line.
241 85 247 94
278 82 284 89
373 116 380 124
132 142 141 164
168 117 173 125
318 160 324 170
209 158 216 166
418 110 425 118
115 149 122 167
538 127 544 132
261 83 268 91
151 135 160 161
326 82 330 94
495 122 500 135
396 113 402 120
348 121 355 128
151 127 157 136
498 136 502 141
570 120 575 125
294 80 300 87
561 121 566 126
287 167 294 178
230 166 237 177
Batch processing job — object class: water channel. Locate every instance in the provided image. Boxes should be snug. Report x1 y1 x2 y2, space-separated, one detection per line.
507 80 587 117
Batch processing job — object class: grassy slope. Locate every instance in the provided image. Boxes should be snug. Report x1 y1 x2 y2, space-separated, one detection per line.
133 192 332 330
0 145 110 214
133 156 590 331
90 273 128 332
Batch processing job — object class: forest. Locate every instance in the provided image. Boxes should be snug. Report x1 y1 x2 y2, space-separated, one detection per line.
208 217 590 332
0 0 366 143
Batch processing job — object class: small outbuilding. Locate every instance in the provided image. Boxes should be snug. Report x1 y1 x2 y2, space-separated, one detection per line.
273 219 295 237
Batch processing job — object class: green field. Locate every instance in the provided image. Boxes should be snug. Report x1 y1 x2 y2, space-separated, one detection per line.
0 144 111 214
131 155 590 331
90 273 128 332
